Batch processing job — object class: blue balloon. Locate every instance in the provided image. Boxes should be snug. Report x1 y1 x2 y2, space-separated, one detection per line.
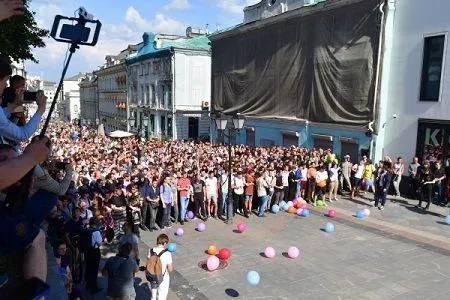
271 204 280 213
246 270 260 285
167 243 177 253
445 215 450 225
302 209 310 217
281 203 289 211
279 201 287 210
324 222 335 233
355 210 365 219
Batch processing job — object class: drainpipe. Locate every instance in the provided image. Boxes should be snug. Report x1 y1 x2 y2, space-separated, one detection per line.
369 0 388 160
170 47 176 140
372 0 396 161
125 63 130 132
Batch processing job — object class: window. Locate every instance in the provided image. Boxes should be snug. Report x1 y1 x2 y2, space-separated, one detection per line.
167 83 172 107
420 35 446 102
161 115 166 136
146 85 150 105
246 128 255 147
161 85 166 108
151 84 156 106
73 105 79 113
150 114 155 132
140 85 144 105
167 116 173 137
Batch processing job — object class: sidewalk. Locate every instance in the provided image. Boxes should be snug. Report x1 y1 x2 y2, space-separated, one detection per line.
307 192 450 251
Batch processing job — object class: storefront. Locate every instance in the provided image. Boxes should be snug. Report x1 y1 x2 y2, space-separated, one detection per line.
416 119 450 164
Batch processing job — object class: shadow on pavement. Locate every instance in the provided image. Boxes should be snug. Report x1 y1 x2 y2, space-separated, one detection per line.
225 288 239 297
400 204 446 218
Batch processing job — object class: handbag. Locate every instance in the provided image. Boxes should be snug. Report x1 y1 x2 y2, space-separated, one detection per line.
131 210 141 225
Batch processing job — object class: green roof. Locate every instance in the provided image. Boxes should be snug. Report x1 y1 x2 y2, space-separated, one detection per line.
126 33 210 65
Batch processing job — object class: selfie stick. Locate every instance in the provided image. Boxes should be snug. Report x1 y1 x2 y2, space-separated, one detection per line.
4 9 101 215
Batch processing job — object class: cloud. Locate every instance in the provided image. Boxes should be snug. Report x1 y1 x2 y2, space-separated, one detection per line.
212 0 260 14
164 0 190 10
124 7 185 34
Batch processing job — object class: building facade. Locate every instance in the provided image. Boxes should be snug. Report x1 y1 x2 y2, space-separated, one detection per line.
79 74 98 126
42 81 63 120
210 0 382 160
95 45 140 133
374 0 450 165
61 73 85 123
126 30 211 140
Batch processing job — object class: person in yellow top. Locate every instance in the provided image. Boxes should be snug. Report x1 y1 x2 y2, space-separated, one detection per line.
363 160 375 193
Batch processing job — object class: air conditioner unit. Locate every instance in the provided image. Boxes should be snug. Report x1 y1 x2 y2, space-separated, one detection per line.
201 101 209 110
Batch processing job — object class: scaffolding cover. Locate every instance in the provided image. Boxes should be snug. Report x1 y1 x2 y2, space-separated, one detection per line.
211 0 381 126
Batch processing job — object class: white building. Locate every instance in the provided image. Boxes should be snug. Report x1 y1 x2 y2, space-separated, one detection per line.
95 45 140 132
42 81 62 120
79 74 98 126
11 60 26 78
61 73 85 122
126 29 211 140
375 0 450 165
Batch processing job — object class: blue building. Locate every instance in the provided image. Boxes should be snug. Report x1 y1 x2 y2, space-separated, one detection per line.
210 0 383 161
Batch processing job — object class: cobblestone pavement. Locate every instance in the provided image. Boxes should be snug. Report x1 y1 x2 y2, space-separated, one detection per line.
75 192 450 300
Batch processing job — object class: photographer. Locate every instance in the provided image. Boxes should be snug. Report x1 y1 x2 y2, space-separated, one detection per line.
0 56 46 144
32 160 74 196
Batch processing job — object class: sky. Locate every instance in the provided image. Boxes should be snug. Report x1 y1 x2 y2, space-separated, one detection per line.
26 0 260 81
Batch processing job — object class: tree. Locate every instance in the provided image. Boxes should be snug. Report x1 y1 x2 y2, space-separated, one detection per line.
0 0 48 63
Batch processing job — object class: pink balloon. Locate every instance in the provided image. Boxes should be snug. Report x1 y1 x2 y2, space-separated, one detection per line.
264 247 276 258
292 199 299 207
296 208 303 216
363 208 370 216
237 223 246 233
328 210 337 218
206 256 220 271
287 246 299 259
300 203 307 209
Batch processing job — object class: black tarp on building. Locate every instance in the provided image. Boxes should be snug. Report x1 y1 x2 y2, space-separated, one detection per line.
211 0 382 127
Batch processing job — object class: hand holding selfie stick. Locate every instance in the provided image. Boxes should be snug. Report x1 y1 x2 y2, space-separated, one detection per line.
4 8 101 216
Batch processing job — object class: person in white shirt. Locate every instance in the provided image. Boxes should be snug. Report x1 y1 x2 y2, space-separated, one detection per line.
351 159 365 199
328 162 340 202
232 171 249 218
314 165 329 206
149 234 174 300
204 171 219 218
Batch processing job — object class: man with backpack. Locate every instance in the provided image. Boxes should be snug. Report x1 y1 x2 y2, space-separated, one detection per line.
146 234 174 300
80 218 102 294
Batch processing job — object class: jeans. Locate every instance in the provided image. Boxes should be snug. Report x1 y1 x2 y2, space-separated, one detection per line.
141 201 151 228
151 275 170 300
171 200 179 224
179 196 189 221
374 189 387 207
258 195 269 216
233 193 248 216
85 247 100 290
162 203 172 227
393 175 402 196
221 192 228 216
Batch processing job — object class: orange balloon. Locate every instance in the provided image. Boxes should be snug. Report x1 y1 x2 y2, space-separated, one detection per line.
295 202 303 209
207 244 218 255
288 206 296 214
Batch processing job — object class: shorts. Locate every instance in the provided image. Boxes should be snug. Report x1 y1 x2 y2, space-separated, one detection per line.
206 195 217 203
365 179 374 186
245 195 253 202
300 181 307 190
354 178 362 187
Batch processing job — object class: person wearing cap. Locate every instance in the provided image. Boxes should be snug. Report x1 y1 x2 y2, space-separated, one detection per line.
79 201 93 225
340 155 352 192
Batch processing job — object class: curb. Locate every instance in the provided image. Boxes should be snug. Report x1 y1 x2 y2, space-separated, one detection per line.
308 205 450 254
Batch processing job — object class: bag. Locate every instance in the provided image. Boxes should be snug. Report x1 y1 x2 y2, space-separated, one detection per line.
317 180 327 188
131 210 141 225
145 249 168 288
78 228 99 253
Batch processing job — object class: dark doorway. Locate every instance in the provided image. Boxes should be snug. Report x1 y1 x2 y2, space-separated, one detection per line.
188 117 199 140
341 141 359 162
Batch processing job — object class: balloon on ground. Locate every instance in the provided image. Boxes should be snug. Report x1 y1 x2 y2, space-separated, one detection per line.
287 246 299 258
246 271 260 285
206 256 220 271
264 247 276 258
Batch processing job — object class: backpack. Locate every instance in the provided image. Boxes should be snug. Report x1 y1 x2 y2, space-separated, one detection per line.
78 228 99 253
145 249 167 287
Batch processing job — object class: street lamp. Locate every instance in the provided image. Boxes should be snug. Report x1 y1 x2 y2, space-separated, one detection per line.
128 116 136 129
213 112 245 224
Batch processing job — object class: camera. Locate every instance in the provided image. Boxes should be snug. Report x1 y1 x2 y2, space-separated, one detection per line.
54 161 68 170
23 91 38 103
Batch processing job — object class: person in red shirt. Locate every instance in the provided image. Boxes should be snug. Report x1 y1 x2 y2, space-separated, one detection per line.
177 171 191 224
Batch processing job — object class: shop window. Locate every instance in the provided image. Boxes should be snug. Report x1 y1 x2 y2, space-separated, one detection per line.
420 35 445 102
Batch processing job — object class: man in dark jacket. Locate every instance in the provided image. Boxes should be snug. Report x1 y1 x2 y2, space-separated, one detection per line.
374 162 392 210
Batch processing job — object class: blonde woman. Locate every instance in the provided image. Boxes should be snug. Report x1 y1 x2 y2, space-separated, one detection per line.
328 162 339 202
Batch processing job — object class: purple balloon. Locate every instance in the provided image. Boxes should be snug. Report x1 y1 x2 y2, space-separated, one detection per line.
187 211 194 219
197 223 206 232
175 228 184 236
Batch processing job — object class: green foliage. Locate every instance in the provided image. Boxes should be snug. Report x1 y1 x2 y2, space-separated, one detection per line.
0 0 49 63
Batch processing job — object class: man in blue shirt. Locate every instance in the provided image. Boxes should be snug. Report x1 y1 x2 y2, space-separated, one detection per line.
0 56 46 144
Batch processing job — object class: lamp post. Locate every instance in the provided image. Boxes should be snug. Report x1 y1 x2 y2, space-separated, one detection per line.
213 112 245 224
128 116 136 131
142 114 149 140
